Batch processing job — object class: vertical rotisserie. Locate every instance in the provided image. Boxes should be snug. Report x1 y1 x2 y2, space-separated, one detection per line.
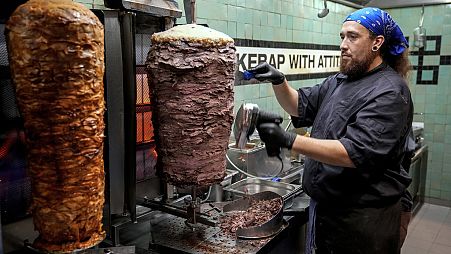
146 24 236 186
6 0 106 251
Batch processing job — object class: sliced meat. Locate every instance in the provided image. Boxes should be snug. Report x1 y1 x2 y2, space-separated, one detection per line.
146 24 236 186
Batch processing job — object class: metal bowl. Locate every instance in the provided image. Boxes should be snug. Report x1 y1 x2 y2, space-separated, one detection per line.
222 191 285 239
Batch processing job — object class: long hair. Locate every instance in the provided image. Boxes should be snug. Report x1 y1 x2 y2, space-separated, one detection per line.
370 32 411 81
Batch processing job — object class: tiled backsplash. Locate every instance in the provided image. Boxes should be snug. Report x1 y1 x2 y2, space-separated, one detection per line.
74 0 107 9
389 4 451 204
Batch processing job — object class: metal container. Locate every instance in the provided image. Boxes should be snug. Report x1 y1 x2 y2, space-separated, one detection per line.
227 141 291 177
210 169 239 202
223 178 302 208
276 163 303 185
222 191 284 239
413 26 427 49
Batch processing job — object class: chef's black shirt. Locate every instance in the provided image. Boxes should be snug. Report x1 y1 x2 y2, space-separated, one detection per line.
292 63 413 208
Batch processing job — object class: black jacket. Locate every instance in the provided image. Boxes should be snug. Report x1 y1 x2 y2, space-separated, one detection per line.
293 63 413 208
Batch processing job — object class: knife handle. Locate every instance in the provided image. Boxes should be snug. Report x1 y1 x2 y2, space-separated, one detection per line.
243 70 255 80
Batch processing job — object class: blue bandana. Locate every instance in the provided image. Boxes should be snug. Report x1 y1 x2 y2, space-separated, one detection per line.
344 7 409 56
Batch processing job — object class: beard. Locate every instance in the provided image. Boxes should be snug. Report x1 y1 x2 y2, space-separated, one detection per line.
340 50 377 79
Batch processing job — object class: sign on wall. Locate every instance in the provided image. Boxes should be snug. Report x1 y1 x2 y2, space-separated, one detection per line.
236 47 341 75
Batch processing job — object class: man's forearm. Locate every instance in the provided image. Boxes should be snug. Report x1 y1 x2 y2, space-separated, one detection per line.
272 79 299 116
292 135 356 168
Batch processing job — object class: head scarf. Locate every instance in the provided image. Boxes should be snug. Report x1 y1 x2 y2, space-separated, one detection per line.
344 7 409 56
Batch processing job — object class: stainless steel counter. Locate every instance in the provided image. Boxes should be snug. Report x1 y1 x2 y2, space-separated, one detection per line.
409 145 428 215
146 195 309 254
112 194 310 254
3 193 309 254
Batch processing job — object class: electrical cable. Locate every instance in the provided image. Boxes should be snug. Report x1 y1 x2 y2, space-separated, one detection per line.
200 186 212 203
226 152 284 180
275 153 285 178
202 150 283 203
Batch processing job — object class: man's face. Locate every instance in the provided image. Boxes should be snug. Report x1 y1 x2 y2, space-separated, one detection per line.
339 21 378 78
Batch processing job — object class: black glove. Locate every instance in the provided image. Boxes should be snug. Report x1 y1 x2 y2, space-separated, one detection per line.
248 62 285 85
257 110 283 126
257 123 297 150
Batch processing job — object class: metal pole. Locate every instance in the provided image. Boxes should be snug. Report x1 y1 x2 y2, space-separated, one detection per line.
183 0 196 24
121 11 137 223
191 0 196 24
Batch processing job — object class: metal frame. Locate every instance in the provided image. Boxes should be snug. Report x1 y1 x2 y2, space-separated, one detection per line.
93 10 138 245
121 11 138 224
95 9 169 247
95 10 127 226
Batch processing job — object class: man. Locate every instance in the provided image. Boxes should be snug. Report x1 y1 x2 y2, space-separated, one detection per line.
248 7 413 254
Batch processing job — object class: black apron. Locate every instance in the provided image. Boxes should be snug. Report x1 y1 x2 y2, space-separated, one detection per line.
314 200 401 254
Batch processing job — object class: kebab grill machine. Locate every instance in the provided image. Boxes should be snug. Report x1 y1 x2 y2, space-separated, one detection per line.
1 0 307 252
91 0 242 248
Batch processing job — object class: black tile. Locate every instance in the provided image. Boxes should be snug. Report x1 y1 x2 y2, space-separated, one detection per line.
421 65 438 70
416 65 439 85
419 47 425 55
440 55 451 65
422 36 441 55
232 38 340 50
435 37 441 52
284 72 337 82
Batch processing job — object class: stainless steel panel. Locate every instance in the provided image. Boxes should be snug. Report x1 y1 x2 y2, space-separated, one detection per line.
408 155 421 197
121 11 137 223
103 10 126 216
409 145 428 215
210 169 239 202
276 163 303 184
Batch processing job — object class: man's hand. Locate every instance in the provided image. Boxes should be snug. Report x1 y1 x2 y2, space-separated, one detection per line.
248 62 285 85
257 123 297 149
256 110 283 126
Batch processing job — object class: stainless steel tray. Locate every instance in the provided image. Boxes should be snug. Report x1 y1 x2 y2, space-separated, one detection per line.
223 178 302 202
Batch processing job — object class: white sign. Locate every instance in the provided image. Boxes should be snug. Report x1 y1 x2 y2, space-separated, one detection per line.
236 47 341 75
